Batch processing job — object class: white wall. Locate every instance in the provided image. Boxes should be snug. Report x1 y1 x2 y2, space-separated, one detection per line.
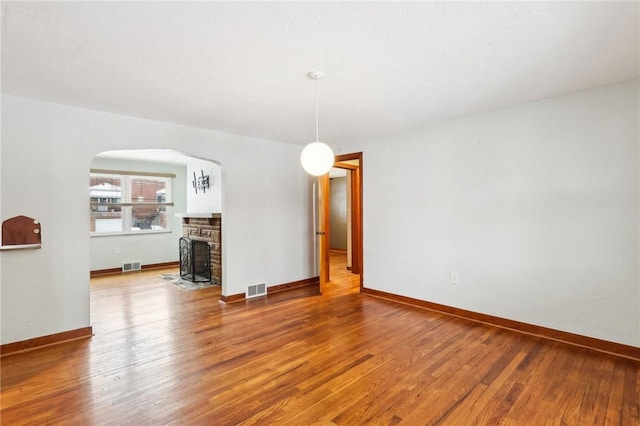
89 157 187 271
186 158 222 213
329 177 348 250
4 81 637 348
342 79 640 346
1 95 314 344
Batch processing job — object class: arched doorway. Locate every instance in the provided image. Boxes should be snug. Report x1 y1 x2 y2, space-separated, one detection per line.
89 149 225 292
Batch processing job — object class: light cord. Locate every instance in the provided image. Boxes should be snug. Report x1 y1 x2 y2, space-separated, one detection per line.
315 78 319 142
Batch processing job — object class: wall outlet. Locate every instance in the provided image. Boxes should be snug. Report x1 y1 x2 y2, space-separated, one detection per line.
114 247 120 254
450 272 458 285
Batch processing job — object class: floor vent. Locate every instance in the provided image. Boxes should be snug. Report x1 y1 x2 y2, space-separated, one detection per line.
247 282 267 298
122 261 141 272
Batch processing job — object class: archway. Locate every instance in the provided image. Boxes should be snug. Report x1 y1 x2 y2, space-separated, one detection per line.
89 149 225 293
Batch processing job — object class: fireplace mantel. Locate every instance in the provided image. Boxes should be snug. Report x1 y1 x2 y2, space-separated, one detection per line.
175 212 221 219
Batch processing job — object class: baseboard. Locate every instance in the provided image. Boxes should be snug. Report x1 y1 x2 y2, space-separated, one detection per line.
268 276 319 294
1 326 94 357
91 261 179 277
362 288 640 361
219 293 246 303
90 267 122 277
220 276 320 304
141 261 179 271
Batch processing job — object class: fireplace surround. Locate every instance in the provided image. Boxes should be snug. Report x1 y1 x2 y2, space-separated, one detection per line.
180 214 221 285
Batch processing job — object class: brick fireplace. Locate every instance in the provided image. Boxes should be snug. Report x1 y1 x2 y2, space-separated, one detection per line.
180 214 221 284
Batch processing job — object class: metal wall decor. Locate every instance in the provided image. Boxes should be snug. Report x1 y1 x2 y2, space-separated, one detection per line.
192 169 211 194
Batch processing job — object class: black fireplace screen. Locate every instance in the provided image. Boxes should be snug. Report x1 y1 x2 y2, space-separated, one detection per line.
179 237 211 283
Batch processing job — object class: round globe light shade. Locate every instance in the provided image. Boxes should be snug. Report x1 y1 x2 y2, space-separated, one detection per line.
300 142 335 176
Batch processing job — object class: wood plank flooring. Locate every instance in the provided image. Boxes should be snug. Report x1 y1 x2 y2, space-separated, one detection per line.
1 251 639 425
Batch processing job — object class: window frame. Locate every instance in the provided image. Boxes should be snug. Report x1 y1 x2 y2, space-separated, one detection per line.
90 169 175 237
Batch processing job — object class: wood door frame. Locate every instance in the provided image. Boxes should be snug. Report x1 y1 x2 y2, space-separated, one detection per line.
319 152 363 292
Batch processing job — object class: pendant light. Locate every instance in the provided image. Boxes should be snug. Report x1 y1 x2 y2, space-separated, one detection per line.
300 71 335 176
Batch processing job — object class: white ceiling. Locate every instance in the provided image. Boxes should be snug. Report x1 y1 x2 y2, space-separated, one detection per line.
2 2 638 148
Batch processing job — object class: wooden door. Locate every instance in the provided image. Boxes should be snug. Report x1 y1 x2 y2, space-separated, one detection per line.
318 173 330 292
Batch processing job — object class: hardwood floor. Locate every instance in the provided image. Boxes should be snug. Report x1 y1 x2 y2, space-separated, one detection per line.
1 251 638 425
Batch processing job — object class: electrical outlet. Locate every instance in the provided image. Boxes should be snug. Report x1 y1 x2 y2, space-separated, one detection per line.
114 247 120 254
450 272 458 285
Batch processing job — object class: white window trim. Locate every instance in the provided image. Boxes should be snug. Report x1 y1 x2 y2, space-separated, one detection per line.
90 170 174 237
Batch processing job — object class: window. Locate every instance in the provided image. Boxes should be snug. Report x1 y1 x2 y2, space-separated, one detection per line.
90 169 174 235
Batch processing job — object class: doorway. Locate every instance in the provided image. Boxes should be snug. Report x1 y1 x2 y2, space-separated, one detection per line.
318 152 363 293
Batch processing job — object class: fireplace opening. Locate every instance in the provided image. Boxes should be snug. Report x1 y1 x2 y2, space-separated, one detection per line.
179 237 211 283
180 215 221 285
